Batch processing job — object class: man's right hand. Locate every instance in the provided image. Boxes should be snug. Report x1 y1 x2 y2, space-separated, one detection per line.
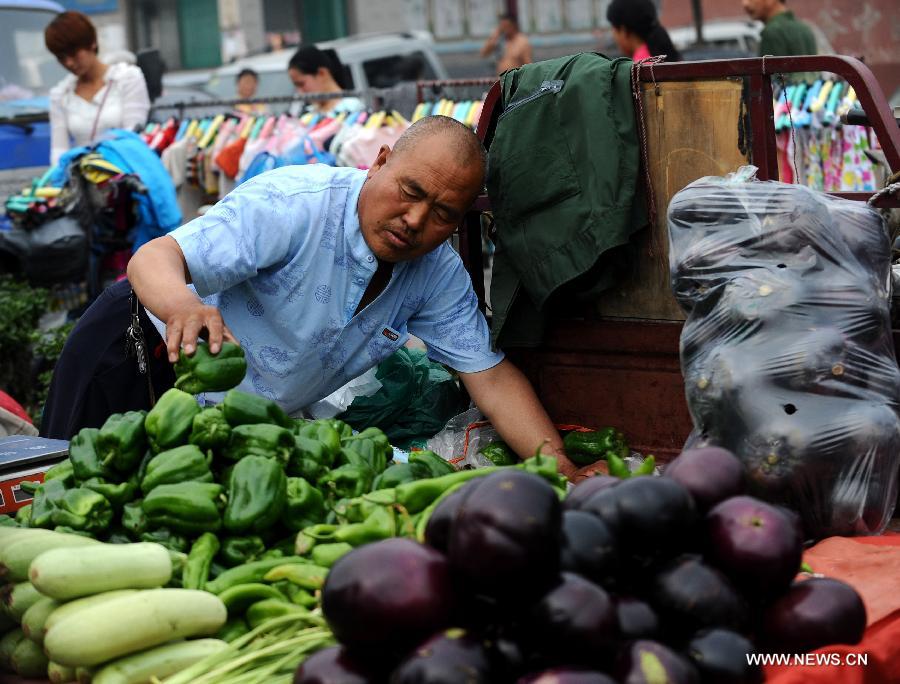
164 301 238 363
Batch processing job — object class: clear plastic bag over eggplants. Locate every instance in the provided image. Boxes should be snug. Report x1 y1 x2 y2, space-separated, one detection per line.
668 166 900 539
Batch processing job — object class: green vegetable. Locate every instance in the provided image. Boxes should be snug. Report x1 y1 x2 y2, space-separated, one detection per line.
43 460 75 487
295 421 341 461
140 444 214 495
310 542 353 567
395 467 499 514
219 536 267 567
371 462 430 490
0 530 100 582
0 628 25 671
43 590 139 635
96 411 147 473
283 477 327 532
175 342 247 394
15 504 32 525
183 532 221 591
341 427 391 473
204 557 311 595
216 617 250 642
142 482 225 534
563 427 629 467
317 464 373 505
144 388 202 454
409 449 456 477
222 389 291 428
478 441 518 466
11 636 49 677
263 563 329 590
69 428 114 482
27 477 68 528
28 542 172 600
190 407 232 452
82 476 139 508
607 451 631 479
246 599 307 629
47 661 76 683
91 638 228 684
288 435 331 482
632 455 656 477
43 588 228 667
21 596 60 644
218 583 285 615
224 455 287 534
50 488 113 533
121 500 148 536
304 506 396 548
224 424 296 463
3 582 42 621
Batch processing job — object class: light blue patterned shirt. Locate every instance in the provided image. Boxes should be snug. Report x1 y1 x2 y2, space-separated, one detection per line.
163 164 503 415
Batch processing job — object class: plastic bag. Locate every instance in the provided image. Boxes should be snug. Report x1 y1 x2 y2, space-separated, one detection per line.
669 166 900 538
306 367 383 420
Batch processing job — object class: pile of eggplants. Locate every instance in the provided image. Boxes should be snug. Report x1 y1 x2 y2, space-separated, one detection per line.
293 447 867 683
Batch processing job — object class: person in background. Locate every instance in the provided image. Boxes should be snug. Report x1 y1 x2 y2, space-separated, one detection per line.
606 0 682 62
480 13 532 75
45 11 150 166
234 68 266 114
742 0 816 57
287 46 364 116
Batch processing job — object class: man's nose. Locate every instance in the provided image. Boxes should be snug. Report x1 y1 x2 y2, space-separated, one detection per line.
404 203 429 231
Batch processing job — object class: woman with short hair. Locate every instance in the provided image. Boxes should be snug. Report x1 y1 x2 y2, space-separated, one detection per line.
45 11 150 165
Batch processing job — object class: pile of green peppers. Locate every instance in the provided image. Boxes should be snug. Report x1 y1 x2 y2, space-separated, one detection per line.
562 427 631 467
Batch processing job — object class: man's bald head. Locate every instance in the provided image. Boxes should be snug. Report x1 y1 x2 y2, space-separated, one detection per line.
390 115 487 186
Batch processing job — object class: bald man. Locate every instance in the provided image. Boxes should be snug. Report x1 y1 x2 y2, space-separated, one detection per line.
86 115 571 474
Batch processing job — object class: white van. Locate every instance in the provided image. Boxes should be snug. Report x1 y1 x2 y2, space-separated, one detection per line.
203 31 448 100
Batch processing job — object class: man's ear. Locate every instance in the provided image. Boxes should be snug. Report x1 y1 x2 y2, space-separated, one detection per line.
367 145 392 178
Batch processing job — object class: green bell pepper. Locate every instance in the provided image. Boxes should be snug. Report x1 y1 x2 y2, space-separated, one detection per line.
139 527 190 553
174 341 247 394
478 441 518 466
121 499 148 536
288 436 331 483
183 532 220 590
43 460 75 487
222 389 291 428
27 478 68 528
223 424 296 463
328 419 353 440
0 514 17 527
219 535 267 566
409 450 456 477
140 445 214 495
82 475 139 508
97 411 147 473
69 428 114 482
246 599 308 629
563 427 629 467
317 464 373 506
310 542 353 567
342 427 391 472
283 477 327 532
295 421 341 461
144 388 201 454
607 452 631 479
142 481 225 534
15 504 32 525
50 488 113 533
335 446 377 475
190 407 232 452
224 455 287 533
371 462 431 490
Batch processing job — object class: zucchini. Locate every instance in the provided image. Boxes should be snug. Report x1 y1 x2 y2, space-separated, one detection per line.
1 531 101 582
92 638 228 684
30 542 172 600
48 661 77 683
11 636 49 677
0 628 25 671
21 596 60 644
45 588 227 667
76 665 96 683
3 582 42 621
44 590 139 636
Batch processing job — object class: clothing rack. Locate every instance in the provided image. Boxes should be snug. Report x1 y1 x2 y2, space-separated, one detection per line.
150 90 368 120
415 78 497 104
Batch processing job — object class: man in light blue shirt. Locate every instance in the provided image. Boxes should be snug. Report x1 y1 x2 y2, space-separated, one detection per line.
128 116 577 476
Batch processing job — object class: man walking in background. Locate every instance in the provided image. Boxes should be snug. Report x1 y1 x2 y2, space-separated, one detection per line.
742 0 816 57
480 13 532 75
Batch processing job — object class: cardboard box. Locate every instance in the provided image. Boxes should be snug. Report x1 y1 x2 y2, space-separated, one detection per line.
0 435 69 515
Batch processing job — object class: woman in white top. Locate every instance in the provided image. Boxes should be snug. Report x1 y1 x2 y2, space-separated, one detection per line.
44 11 150 165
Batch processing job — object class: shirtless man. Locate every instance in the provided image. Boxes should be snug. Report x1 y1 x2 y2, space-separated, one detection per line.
480 14 533 75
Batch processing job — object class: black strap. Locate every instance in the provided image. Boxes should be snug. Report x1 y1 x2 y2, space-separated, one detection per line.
125 288 156 406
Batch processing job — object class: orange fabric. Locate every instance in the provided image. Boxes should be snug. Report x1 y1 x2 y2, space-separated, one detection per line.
764 533 900 683
215 137 248 179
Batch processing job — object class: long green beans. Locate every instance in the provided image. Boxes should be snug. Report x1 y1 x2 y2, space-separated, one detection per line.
158 612 333 684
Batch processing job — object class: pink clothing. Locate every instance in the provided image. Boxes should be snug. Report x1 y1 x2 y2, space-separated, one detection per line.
633 44 652 61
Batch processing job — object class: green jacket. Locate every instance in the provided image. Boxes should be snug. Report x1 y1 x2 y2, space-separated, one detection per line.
486 53 646 347
760 11 817 58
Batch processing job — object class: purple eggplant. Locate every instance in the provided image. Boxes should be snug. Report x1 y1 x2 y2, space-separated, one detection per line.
424 478 484 553
293 646 375 684
559 510 620 587
518 669 617 684
389 629 495 683
564 476 619 511
615 596 660 640
322 538 454 661
616 640 699 684
663 447 745 512
686 628 762 684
